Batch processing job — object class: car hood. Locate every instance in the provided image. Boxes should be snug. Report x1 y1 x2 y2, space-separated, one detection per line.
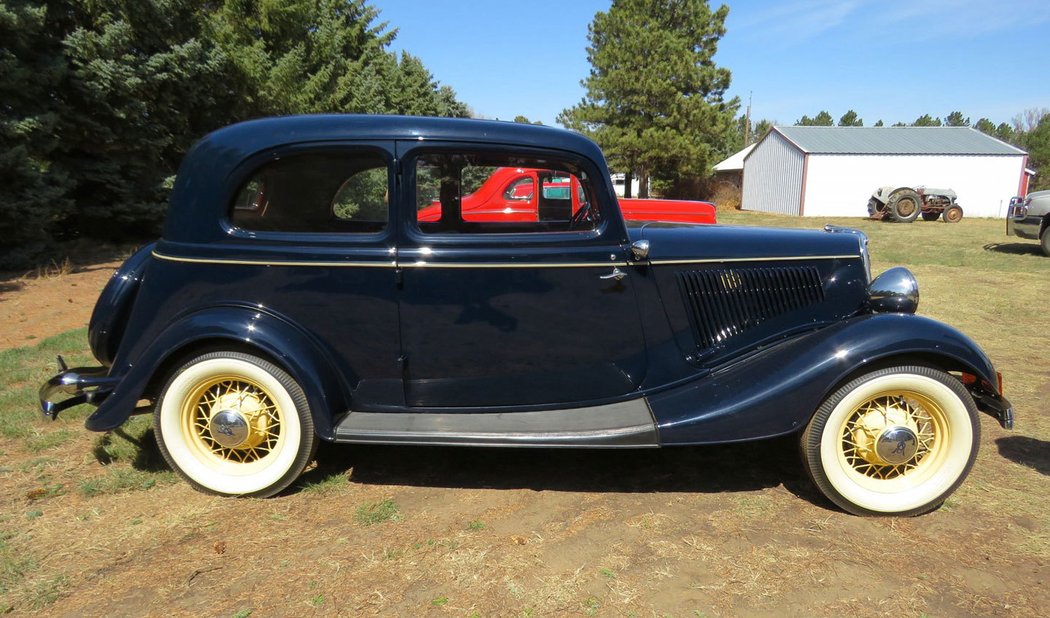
626 221 864 262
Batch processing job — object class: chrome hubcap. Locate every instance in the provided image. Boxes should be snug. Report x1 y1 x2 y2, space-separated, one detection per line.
842 393 938 480
875 426 919 464
209 409 250 448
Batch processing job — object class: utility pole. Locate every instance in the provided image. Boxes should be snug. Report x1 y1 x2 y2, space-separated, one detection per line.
744 91 753 146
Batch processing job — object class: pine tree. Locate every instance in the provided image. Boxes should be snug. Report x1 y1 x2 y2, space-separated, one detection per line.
1022 113 1050 191
56 0 235 238
796 111 833 126
0 0 72 266
558 0 739 197
838 110 863 127
974 118 996 135
944 111 969 127
913 114 942 127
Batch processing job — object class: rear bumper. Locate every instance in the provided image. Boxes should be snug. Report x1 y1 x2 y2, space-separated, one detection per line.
39 356 119 419
972 387 1014 430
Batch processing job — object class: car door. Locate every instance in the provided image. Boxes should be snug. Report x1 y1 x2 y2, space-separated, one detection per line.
217 142 404 408
395 142 648 408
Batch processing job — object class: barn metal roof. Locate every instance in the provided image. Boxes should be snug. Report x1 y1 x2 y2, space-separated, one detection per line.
773 126 1026 156
713 144 755 171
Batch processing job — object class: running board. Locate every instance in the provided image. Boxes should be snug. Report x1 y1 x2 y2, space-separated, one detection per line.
333 399 658 448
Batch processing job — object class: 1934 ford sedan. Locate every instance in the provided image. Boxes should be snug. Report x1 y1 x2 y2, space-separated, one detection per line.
40 115 1014 515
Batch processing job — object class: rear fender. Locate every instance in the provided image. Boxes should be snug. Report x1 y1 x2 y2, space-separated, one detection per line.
649 313 1006 444
84 306 348 439
88 242 156 366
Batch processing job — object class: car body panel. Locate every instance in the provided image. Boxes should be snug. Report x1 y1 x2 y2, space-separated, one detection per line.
647 312 1007 443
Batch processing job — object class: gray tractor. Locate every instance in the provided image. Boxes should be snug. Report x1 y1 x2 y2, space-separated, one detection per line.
868 186 963 223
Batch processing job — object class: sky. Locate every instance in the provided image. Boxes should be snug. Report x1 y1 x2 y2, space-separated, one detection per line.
371 0 1050 130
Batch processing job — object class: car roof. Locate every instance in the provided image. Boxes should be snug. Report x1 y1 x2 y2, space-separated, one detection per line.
202 114 601 160
164 115 607 242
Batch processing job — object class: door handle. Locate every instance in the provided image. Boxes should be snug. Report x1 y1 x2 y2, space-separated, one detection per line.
600 267 626 281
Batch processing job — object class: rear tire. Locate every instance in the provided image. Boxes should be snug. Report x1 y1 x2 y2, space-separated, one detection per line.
154 351 319 497
800 366 979 516
888 189 922 222
921 211 940 221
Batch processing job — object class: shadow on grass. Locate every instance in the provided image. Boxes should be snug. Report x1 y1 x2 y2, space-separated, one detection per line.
92 424 170 473
306 437 821 502
982 242 1044 257
996 436 1050 476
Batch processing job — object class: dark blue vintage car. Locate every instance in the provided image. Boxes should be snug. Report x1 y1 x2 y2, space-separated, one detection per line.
41 115 1013 515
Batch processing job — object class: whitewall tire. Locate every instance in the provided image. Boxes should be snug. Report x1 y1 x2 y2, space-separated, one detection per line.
801 366 980 516
154 351 319 497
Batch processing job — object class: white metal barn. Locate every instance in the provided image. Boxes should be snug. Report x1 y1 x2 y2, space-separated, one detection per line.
741 126 1029 218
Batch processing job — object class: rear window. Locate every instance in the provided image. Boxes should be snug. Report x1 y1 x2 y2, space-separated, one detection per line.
230 151 389 234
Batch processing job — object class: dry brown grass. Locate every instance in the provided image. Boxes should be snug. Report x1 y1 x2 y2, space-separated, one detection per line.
710 181 742 211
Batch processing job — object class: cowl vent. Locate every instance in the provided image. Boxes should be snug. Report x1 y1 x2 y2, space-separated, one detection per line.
677 266 825 350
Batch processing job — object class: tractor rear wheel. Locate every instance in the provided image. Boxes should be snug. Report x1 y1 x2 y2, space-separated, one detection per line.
921 211 940 221
889 189 922 223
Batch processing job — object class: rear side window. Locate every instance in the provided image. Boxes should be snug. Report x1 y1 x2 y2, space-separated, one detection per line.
230 151 389 234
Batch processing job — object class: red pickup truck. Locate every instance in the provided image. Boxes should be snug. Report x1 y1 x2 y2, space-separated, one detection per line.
417 167 716 224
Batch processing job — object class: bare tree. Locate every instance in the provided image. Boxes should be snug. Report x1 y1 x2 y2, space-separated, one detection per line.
1012 108 1050 133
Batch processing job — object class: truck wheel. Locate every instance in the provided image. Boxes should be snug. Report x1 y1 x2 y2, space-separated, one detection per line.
942 205 963 223
921 212 940 221
888 190 921 222
1041 227 1050 257
800 365 979 516
154 351 319 497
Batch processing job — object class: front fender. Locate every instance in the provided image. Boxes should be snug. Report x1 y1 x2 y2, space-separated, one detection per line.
649 313 1008 445
84 306 349 439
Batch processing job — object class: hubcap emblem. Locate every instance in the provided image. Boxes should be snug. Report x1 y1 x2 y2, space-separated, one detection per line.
876 426 918 464
210 410 250 448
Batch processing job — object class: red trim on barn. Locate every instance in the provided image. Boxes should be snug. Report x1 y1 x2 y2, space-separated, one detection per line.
1019 155 1031 196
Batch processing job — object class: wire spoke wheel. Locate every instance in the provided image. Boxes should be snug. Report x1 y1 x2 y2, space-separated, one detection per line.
838 392 940 484
155 352 318 497
801 366 979 516
184 377 283 465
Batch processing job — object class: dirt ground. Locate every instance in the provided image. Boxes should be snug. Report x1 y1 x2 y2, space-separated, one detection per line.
1 224 1047 617
0 259 122 350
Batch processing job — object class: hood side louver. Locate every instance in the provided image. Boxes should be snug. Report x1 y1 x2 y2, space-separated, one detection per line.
677 265 825 350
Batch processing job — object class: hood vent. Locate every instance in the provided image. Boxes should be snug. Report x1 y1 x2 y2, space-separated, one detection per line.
677 265 825 350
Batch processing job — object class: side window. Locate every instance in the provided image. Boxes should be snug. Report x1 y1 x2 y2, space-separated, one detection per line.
414 153 598 234
503 176 534 201
230 151 389 234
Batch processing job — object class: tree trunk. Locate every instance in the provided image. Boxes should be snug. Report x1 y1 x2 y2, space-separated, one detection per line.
639 167 649 198
623 171 633 198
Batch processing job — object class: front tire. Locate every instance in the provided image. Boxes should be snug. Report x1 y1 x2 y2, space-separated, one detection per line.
866 198 881 217
942 205 963 223
155 351 319 497
800 366 979 516
1040 226 1050 257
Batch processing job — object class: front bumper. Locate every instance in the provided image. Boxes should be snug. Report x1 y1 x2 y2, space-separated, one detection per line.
39 356 119 420
1006 202 1041 240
